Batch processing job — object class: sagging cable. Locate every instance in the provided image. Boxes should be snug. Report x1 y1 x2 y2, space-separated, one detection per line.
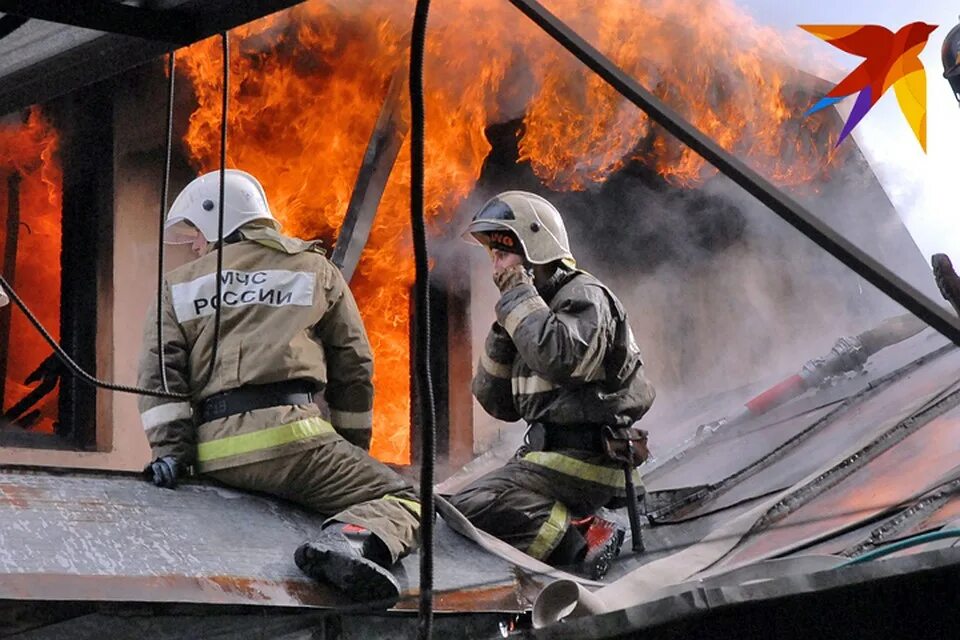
157 49 177 393
0 273 176 398
156 31 229 396
0 32 231 401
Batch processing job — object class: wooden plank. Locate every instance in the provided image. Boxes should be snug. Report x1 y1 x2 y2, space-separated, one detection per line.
330 64 409 282
0 171 21 407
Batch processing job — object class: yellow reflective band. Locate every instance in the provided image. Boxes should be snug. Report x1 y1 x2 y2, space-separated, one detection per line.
523 451 641 488
197 416 335 463
527 501 568 560
383 495 422 516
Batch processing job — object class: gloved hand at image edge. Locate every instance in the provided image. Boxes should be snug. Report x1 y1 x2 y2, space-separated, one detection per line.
144 455 182 489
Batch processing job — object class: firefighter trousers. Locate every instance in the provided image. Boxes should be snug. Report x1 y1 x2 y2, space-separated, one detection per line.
208 436 420 563
448 451 630 563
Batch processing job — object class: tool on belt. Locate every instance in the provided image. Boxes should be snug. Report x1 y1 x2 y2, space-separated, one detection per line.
601 425 649 553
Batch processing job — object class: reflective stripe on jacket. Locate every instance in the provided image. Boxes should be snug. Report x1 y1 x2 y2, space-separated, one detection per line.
137 226 374 472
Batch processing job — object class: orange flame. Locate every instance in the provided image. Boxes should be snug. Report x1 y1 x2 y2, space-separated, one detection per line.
0 108 62 434
520 0 840 189
178 0 840 464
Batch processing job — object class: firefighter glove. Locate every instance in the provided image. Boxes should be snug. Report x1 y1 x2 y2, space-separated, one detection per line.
493 264 534 293
145 456 182 489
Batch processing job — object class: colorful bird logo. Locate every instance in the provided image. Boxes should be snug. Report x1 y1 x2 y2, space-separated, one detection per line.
800 22 938 152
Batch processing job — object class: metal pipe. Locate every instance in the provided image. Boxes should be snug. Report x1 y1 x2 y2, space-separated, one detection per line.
505 0 960 347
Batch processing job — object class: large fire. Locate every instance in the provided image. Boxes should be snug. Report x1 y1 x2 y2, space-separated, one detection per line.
0 108 62 434
178 0 837 463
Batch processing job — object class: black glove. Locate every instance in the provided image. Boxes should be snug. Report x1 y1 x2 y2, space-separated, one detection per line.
144 456 181 489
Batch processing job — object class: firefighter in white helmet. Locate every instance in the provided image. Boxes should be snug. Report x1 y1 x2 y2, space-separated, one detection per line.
137 169 419 607
448 191 656 578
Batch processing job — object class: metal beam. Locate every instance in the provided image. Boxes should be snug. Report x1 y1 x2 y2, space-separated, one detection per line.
506 0 960 347
0 1 193 44
0 36 166 116
0 0 309 118
191 1 311 42
331 64 409 282
0 0 310 44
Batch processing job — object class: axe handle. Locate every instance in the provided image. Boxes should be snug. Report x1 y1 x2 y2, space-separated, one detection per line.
623 463 645 553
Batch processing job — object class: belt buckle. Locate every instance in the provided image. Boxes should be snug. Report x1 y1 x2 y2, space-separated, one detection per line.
523 422 546 451
206 397 228 419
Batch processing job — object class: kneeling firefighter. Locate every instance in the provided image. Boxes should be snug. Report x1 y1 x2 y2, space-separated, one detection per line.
448 191 656 579
137 169 419 607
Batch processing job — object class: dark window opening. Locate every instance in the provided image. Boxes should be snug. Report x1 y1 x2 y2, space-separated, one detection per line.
0 82 111 451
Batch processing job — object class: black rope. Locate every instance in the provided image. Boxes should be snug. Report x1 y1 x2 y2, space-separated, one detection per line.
411 1 436 638
0 273 174 398
0 32 231 401
157 50 176 393
199 30 230 394
155 30 229 395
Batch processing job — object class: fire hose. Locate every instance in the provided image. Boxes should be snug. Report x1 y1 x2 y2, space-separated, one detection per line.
644 312 930 478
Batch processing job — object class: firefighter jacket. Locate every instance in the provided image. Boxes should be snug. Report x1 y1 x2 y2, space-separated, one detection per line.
472 268 656 495
474 268 655 428
137 225 374 473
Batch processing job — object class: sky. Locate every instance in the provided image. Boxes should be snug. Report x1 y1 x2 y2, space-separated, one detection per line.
733 0 960 262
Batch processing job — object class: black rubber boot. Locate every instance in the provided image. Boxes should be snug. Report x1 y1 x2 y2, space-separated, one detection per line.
295 525 401 608
545 515 625 580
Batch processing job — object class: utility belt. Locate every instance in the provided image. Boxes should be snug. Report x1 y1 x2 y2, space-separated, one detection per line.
525 422 606 454
196 380 315 424
524 421 650 466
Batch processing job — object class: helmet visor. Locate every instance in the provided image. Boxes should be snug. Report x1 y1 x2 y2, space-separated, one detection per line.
473 198 516 222
163 218 202 245
462 197 517 245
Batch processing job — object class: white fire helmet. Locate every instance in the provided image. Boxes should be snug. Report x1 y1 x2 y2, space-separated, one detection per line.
164 169 280 244
464 190 575 266
0 285 8 308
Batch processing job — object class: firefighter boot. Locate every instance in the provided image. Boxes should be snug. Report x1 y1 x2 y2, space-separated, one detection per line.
575 515 625 580
295 524 400 608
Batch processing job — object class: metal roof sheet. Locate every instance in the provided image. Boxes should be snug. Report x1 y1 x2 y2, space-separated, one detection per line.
0 467 535 613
